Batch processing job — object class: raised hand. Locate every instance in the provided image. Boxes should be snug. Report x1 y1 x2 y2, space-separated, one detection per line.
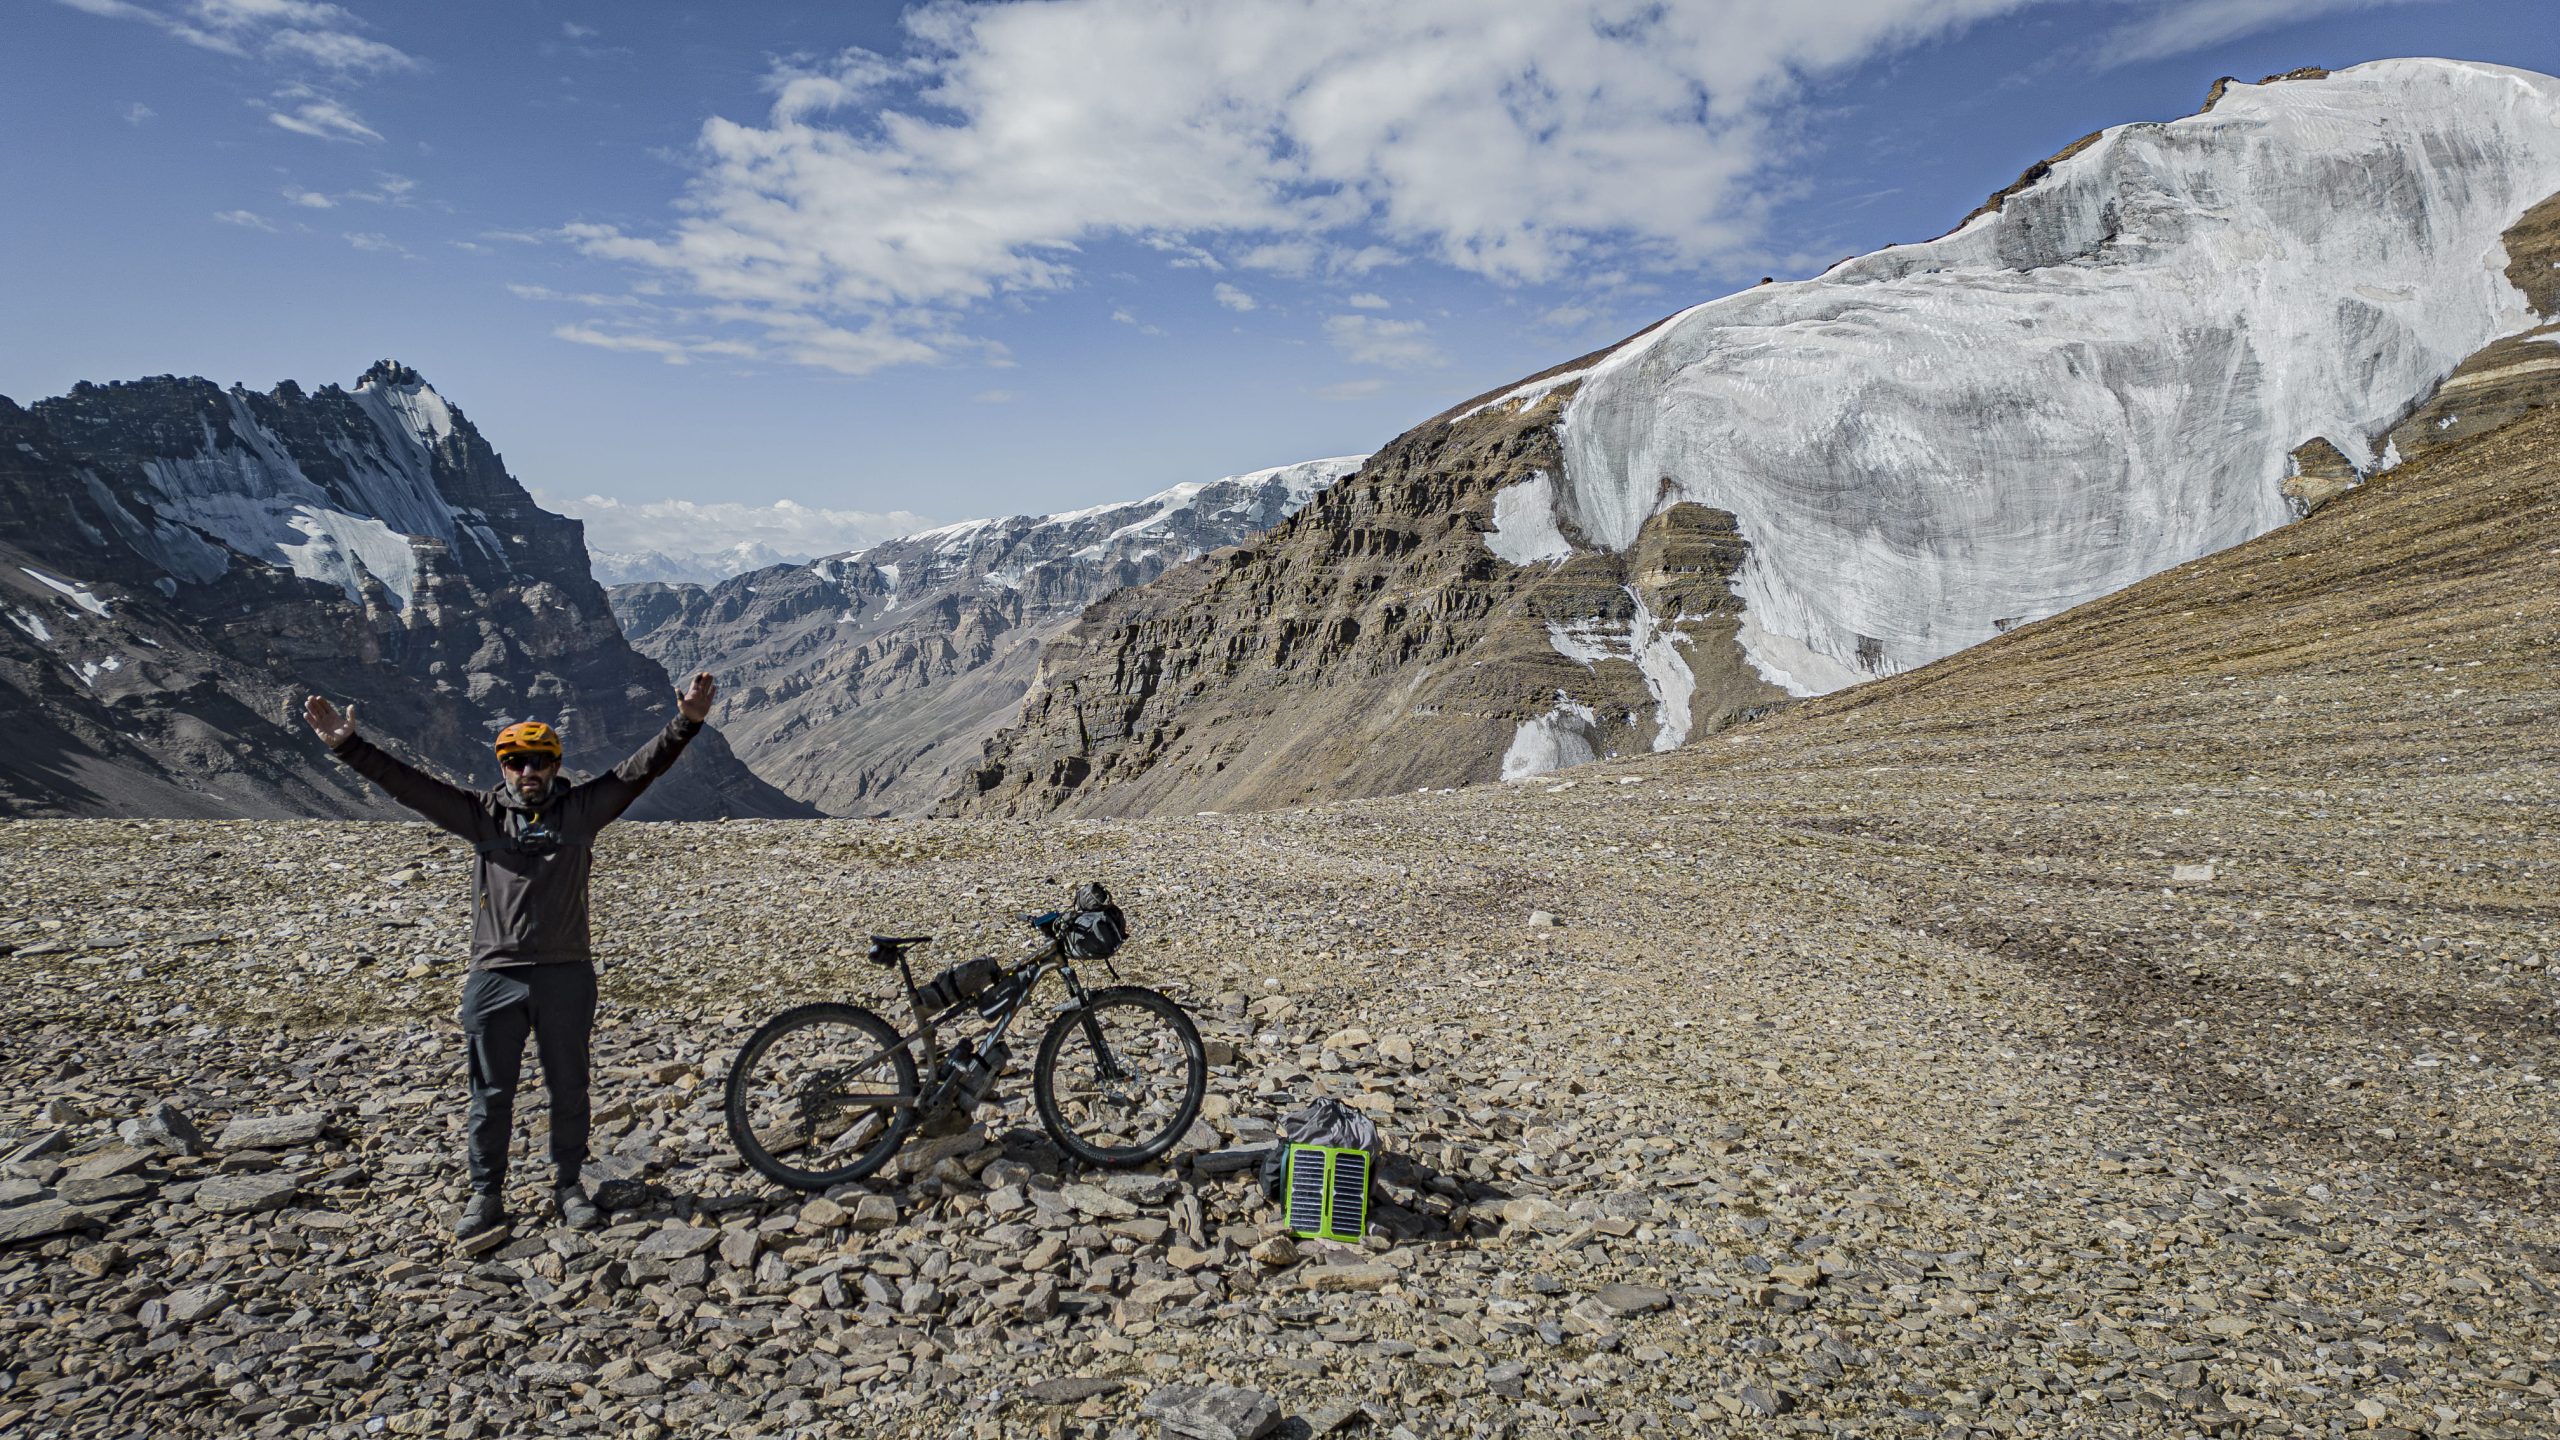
303 694 357 747
678 671 717 723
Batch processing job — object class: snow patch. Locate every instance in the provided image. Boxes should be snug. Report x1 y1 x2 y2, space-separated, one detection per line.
1450 369 1594 426
355 372 459 448
1556 59 2560 694
1541 589 1699 748
1484 473 1574 565
20 568 112 616
8 609 52 643
1502 692 1601 781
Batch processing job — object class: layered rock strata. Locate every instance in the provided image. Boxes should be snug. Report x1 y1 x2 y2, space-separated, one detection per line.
945 390 1790 818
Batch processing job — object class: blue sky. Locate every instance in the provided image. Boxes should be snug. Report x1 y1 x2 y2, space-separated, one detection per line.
7 0 2557 560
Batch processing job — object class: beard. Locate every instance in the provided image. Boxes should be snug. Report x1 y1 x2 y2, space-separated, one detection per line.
512 773 553 804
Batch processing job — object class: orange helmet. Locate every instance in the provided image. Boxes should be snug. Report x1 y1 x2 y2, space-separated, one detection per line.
494 721 563 761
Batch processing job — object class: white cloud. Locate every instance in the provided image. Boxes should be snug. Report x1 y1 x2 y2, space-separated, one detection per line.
265 26 417 74
972 389 1016 403
213 208 278 230
1345 292 1391 310
1314 377 1390 401
343 230 411 256
55 0 245 56
563 22 597 39
540 490 935 564
568 0 2052 374
284 186 334 208
1234 240 1319 277
1539 304 1596 329
56 0 421 74
124 102 156 124
550 322 759 366
267 92 382 143
2101 0 2417 65
509 282 645 308
1212 282 1257 312
1324 313 1444 369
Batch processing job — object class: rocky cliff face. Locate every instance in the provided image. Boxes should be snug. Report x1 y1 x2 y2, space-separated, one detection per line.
609 459 1361 816
948 60 2560 819
943 387 1793 819
0 362 810 819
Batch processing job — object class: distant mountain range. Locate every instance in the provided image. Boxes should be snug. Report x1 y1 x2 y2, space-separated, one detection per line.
0 361 808 819
591 543 816 588
607 458 1362 816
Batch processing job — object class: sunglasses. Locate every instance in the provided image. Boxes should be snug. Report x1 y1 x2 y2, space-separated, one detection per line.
501 753 559 772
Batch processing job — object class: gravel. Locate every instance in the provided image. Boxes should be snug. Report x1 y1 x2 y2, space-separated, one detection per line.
4 670 2555 1440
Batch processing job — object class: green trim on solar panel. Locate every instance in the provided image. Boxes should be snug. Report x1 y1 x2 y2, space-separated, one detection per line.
1281 1143 1369 1243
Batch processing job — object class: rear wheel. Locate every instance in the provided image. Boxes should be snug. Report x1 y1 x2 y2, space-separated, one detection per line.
1033 986 1206 1168
725 1003 917 1191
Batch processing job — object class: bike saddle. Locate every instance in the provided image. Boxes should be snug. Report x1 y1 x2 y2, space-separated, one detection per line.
866 935 933 965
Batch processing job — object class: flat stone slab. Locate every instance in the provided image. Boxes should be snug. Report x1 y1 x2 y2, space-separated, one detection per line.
65 1146 153 1183
1140 1383 1280 1440
159 1283 231 1325
215 1112 332 1150
1061 1183 1138 1219
55 1173 152 1206
632 1224 720 1259
1021 1375 1126 1405
1594 1282 1672 1316
0 1198 99 1246
1299 1263 1395 1293
192 1172 300 1215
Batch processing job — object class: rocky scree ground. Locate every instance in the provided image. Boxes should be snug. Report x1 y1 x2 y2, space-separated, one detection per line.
0 409 2555 1438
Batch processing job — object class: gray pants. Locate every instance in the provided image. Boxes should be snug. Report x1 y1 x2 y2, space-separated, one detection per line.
459 964 597 1193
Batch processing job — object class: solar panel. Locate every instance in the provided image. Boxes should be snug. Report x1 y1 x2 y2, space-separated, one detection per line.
1286 1146 1329 1236
1328 1148 1369 1239
1281 1144 1370 1244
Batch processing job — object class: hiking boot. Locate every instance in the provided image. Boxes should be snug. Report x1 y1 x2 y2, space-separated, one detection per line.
553 1183 602 1231
454 1191 508 1240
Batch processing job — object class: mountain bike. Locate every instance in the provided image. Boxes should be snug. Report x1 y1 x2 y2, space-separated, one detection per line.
724 905 1207 1192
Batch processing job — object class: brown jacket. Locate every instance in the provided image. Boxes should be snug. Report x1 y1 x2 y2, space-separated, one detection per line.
329 716 702 968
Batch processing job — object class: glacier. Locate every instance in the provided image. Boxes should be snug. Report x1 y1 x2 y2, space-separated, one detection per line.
1551 59 2560 695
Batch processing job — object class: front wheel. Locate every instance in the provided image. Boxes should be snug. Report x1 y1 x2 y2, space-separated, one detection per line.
1033 986 1207 1168
726 1003 918 1191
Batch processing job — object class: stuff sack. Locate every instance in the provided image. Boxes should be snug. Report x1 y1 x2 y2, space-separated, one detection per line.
915 954 1001 1012
1064 880 1128 959
1258 1097 1382 1205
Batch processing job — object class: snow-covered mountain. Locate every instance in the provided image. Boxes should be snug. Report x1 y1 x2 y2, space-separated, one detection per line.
951 59 2560 818
1547 58 2560 699
0 362 810 819
610 456 1362 815
590 542 812 588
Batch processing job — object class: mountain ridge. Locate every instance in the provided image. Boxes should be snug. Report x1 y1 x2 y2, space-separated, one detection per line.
0 364 810 820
